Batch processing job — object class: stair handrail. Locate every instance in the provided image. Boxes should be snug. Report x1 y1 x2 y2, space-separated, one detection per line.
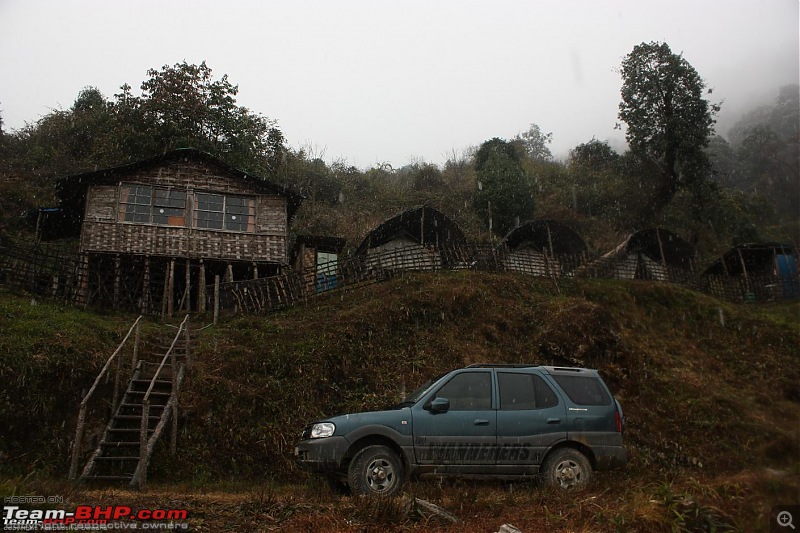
69 315 143 481
131 314 189 489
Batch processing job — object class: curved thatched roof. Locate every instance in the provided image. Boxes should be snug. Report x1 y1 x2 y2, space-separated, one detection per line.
604 228 695 267
500 220 587 255
353 206 466 256
702 242 796 277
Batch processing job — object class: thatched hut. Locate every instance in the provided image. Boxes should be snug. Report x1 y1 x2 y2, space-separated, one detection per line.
499 219 587 276
353 206 466 271
577 228 695 281
702 242 798 301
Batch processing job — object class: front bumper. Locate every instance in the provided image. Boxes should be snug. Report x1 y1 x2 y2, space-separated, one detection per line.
295 436 350 472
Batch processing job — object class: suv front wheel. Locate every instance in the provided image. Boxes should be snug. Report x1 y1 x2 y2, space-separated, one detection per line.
541 448 592 488
348 445 404 496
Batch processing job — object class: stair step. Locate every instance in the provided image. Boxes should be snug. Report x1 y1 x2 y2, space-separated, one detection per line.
131 379 173 385
125 390 171 397
114 415 162 421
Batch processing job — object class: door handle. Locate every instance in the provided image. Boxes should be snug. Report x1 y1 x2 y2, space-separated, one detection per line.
546 418 561 424
474 419 490 426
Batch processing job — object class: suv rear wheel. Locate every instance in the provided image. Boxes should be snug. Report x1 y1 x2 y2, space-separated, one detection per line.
541 448 591 488
348 445 404 496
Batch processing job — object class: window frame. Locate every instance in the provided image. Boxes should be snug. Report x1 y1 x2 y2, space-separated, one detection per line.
119 184 186 227
497 371 560 411
194 191 256 233
429 371 493 411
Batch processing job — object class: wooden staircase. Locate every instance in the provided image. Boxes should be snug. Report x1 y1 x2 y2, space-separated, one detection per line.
70 315 192 488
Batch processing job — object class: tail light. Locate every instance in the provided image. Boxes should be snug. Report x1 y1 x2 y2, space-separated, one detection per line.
615 410 623 433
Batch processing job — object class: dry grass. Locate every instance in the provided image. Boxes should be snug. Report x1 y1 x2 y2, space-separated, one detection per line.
1 272 798 531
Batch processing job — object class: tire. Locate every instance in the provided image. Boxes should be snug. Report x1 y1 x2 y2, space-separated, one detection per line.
541 448 592 489
347 445 404 496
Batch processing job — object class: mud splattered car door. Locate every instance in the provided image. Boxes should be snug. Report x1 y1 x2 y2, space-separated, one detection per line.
411 370 497 470
495 370 567 473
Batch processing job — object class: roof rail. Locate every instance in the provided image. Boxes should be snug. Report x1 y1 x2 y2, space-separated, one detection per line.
465 363 537 369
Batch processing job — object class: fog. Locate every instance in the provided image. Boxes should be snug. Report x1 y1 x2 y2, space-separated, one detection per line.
0 0 797 167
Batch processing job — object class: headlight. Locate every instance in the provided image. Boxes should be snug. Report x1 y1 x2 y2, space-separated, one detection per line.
310 422 335 438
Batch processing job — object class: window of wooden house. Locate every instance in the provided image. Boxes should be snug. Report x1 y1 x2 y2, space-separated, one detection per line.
152 188 186 226
119 185 186 226
195 193 255 232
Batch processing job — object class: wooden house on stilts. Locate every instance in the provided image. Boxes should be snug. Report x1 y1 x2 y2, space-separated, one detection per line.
49 148 303 315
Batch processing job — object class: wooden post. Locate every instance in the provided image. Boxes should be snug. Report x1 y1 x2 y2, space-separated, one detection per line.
213 275 220 325
171 396 178 455
113 255 121 310
69 405 87 480
132 319 140 372
161 260 169 321
141 256 151 315
112 350 122 416
167 258 175 318
198 259 206 313
138 399 150 489
170 333 178 455
184 258 191 312
77 254 90 307
655 228 668 267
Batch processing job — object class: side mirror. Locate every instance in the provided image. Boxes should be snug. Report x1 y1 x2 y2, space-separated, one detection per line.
428 397 450 413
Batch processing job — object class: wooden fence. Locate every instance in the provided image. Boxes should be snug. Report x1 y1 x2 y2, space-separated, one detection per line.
1 238 797 316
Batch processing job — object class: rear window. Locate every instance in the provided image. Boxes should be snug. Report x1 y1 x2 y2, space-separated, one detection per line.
552 375 611 406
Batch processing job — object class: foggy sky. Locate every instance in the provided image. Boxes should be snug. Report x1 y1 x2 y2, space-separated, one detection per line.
0 0 797 169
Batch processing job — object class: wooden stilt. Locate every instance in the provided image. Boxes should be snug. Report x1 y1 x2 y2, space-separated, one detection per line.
213 275 220 325
77 254 90 307
167 258 175 317
184 258 191 312
198 259 206 313
141 256 151 314
113 255 121 310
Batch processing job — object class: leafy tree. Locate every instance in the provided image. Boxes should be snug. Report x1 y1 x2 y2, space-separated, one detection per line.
514 123 553 161
565 139 626 219
473 138 533 236
119 61 286 173
618 41 718 215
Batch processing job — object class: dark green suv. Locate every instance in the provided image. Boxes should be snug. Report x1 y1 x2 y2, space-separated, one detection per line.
295 364 626 496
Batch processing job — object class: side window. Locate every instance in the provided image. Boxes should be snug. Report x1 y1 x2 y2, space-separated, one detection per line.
152 188 186 226
434 372 491 411
499 373 559 410
120 185 153 223
120 185 186 226
551 375 611 406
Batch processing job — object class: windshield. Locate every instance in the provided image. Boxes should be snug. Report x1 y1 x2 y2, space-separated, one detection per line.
392 373 446 408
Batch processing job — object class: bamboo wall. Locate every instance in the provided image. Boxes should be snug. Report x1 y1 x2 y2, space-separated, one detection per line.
81 159 289 264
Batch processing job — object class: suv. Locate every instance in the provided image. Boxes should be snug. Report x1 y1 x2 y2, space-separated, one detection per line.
295 364 626 496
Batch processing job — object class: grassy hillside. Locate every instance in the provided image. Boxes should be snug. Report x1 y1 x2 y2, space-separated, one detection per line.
1 272 798 531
